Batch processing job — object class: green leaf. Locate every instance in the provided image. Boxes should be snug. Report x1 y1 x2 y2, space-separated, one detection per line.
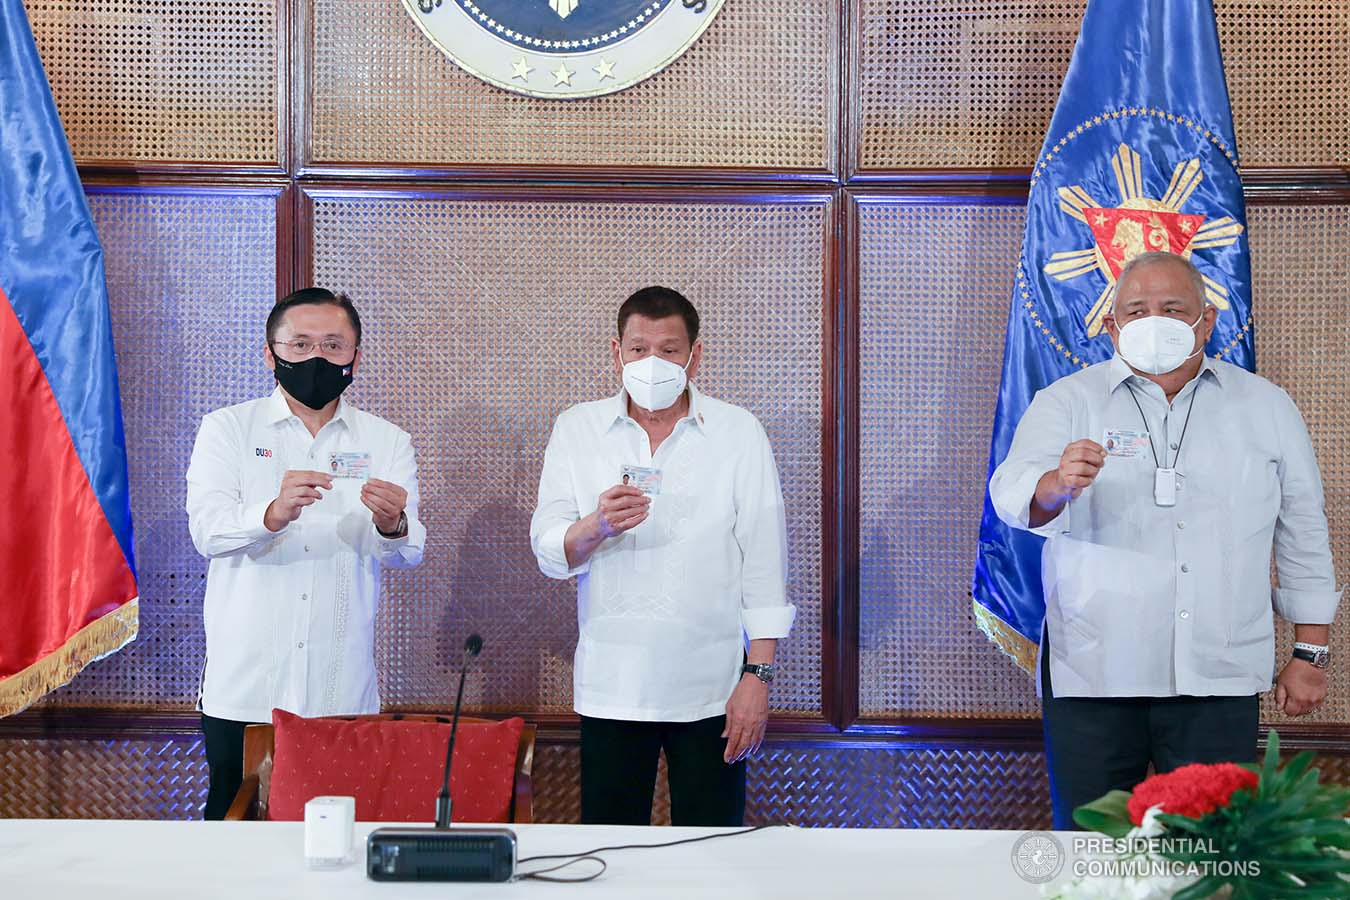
1172 874 1230 900
1258 820 1350 847
1258 854 1350 873
1155 813 1213 838
1072 789 1133 837
1262 729 1282 787
1280 750 1316 785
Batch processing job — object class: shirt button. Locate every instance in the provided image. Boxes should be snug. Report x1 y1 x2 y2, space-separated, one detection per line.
1179 610 1190 620
301 593 308 601
304 545 310 552
297 641 305 649
1177 521 1185 530
1170 442 1179 450
1180 564 1190 573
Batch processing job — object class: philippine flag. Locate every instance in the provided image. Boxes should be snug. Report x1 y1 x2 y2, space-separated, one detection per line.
0 0 138 716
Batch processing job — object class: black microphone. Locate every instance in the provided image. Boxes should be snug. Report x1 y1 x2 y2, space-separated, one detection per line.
367 631 517 882
435 633 483 830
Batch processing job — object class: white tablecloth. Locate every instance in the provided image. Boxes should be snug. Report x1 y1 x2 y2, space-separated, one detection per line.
0 819 1075 899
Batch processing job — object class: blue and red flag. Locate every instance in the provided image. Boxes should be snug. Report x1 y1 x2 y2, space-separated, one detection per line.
0 0 137 716
973 0 1253 671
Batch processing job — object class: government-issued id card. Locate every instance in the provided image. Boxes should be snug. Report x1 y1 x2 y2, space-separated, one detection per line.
1102 429 1150 459
328 451 371 480
620 464 662 496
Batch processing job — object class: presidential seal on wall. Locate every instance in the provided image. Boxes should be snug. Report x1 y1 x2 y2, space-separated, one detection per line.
400 0 725 99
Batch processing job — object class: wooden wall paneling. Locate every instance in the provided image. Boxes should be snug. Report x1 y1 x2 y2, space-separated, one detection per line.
297 184 835 719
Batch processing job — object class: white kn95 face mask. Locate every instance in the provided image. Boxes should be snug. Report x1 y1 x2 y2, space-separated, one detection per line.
622 352 691 412
1116 312 1204 375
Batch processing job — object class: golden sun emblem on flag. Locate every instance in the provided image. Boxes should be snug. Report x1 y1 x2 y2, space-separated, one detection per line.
1044 142 1244 336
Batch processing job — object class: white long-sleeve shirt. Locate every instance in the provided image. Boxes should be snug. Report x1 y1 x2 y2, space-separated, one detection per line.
186 388 425 722
990 355 1340 698
530 385 795 722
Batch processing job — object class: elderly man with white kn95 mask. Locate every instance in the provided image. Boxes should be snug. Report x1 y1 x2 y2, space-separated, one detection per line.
990 251 1341 830
530 285 794 827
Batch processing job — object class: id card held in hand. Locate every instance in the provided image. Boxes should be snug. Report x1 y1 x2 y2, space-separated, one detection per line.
328 451 371 480
620 464 662 496
1103 429 1150 459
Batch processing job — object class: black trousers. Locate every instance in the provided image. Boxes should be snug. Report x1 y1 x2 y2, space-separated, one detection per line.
579 715 746 827
201 713 264 820
1040 637 1259 830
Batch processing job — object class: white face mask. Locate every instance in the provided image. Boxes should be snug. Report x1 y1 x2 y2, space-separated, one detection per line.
621 351 692 412
1115 311 1204 375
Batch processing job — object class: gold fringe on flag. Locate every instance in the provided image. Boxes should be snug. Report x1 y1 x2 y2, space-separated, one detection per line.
0 598 139 718
972 599 1037 676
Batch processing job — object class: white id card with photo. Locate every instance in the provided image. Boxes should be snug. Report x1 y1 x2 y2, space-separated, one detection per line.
1103 428 1151 459
328 451 371 480
620 464 662 496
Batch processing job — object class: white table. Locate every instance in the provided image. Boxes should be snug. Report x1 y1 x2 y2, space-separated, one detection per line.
0 820 1080 899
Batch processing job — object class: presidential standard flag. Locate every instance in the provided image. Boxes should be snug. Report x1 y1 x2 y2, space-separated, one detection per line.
0 0 138 716
972 0 1253 672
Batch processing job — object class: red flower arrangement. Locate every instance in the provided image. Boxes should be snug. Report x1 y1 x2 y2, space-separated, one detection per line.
1073 734 1350 898
1126 762 1259 825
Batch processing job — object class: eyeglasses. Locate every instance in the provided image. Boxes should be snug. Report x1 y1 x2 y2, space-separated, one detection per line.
270 338 357 360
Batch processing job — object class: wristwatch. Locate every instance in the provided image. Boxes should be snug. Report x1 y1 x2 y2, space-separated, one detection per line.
741 663 777 684
1293 643 1331 670
377 511 408 539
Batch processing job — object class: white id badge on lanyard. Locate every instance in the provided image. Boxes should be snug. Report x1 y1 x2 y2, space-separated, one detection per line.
1154 467 1177 507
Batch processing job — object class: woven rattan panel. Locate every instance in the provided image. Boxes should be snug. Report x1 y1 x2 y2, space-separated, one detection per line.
0 732 1053 828
0 735 207 819
310 193 825 714
38 188 279 707
857 200 1040 718
856 1 1349 170
25 1 280 164
530 744 676 826
308 0 835 169
530 742 1052 828
1248 205 1350 725
3 726 1346 824
858 200 1350 722
746 745 1051 829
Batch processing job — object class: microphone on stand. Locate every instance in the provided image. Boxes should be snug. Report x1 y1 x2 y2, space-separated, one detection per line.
367 632 517 882
435 633 483 829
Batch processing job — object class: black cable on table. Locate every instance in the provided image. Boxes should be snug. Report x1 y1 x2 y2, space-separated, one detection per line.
513 825 776 883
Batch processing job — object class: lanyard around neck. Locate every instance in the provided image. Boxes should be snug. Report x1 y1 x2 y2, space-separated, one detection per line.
1123 380 1199 470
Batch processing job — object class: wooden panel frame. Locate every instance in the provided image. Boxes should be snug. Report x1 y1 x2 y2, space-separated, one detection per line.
296 182 844 726
290 0 851 185
5 1 1347 800
80 178 297 305
64 0 291 178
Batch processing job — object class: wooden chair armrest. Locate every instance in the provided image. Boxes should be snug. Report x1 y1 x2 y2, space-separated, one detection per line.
223 773 261 821
512 723 536 824
513 772 534 824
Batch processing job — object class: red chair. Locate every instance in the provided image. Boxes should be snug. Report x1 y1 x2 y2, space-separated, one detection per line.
224 712 535 824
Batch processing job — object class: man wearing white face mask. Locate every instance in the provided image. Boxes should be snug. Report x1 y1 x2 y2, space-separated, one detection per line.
530 285 794 827
990 252 1340 829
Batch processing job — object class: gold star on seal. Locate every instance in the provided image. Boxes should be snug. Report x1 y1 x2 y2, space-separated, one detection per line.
511 57 533 81
552 62 573 86
593 57 616 80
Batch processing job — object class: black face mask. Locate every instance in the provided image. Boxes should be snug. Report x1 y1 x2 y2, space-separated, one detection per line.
271 352 354 410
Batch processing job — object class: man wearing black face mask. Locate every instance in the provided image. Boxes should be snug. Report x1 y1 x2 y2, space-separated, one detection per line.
186 288 426 819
